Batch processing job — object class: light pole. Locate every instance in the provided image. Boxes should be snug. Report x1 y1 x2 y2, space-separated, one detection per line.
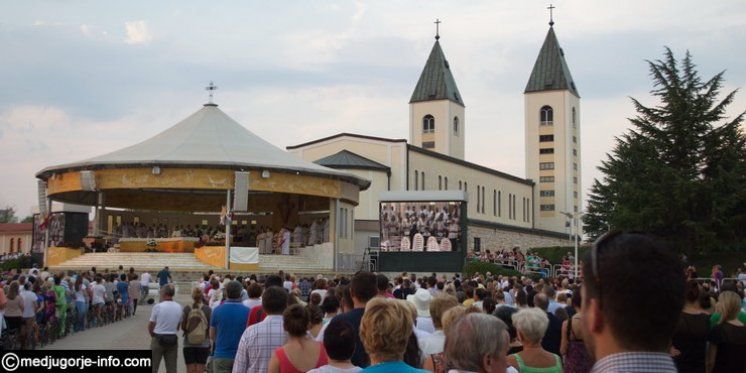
561 211 585 279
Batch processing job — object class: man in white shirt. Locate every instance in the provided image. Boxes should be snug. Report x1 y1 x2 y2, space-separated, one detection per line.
20 282 38 349
148 284 182 373
140 271 151 302
90 277 106 327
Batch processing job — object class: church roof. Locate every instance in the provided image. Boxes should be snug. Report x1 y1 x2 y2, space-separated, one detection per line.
37 104 370 189
314 150 390 172
524 27 579 97
409 40 465 106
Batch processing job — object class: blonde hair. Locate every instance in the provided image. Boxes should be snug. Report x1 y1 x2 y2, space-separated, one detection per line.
441 306 467 335
512 307 549 344
191 287 203 308
717 291 742 324
360 298 413 362
430 295 459 329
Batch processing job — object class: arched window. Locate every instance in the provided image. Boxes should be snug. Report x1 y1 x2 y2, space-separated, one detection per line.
572 107 577 128
10 238 14 253
444 177 448 190
453 116 459 135
540 106 553 125
414 170 419 191
439 175 442 190
459 181 462 190
423 115 435 133
421 171 425 190
17 238 21 252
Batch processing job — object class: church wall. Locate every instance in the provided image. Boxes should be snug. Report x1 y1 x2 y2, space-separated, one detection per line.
338 169 389 221
467 223 571 255
287 136 408 224
407 150 535 230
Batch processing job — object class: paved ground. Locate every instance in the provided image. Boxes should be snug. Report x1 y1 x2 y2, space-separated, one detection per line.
41 293 193 373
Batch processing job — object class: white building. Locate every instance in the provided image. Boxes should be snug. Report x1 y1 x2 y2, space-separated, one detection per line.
288 22 581 256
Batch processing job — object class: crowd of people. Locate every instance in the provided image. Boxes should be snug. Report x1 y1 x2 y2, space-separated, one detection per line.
144 232 746 373
0 264 166 350
3 231 746 372
468 247 558 276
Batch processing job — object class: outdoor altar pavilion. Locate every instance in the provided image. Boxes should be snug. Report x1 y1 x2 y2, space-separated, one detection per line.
35 100 370 271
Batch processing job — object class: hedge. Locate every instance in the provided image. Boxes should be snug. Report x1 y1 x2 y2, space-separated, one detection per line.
0 255 33 272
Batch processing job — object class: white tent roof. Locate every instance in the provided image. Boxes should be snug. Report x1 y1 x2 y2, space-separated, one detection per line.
37 104 369 188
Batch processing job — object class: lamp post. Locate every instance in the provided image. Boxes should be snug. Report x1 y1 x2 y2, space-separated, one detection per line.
561 211 585 279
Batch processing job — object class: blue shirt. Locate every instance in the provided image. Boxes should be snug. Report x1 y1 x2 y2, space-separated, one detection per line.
157 270 171 286
361 361 429 373
210 300 250 359
116 281 129 303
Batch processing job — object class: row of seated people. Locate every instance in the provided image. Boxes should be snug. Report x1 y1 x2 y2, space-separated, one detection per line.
380 233 455 252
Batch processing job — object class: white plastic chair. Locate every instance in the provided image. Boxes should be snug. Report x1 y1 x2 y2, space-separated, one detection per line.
413 233 424 251
439 238 452 252
427 236 440 251
400 237 411 252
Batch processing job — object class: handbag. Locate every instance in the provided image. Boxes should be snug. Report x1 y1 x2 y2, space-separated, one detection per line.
156 334 178 347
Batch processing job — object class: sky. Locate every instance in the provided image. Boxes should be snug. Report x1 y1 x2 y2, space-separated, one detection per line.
1 1 745 217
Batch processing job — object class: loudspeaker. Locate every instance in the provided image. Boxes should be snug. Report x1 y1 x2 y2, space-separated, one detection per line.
233 171 249 212
80 170 96 191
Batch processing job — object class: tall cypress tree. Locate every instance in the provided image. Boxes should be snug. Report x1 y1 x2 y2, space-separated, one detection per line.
584 48 746 254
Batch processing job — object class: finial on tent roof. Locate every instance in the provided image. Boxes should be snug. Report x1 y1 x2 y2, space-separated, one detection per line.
434 18 441 40
547 4 555 27
205 81 218 106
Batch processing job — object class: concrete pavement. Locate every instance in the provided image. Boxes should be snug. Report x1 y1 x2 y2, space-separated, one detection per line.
41 293 194 373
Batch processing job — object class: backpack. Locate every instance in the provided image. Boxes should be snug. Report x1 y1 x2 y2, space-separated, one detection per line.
186 305 208 345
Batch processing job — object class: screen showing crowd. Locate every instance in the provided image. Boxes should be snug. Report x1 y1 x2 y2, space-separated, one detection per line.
379 201 462 252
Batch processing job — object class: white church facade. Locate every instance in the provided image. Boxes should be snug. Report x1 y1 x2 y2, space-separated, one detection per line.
288 22 580 256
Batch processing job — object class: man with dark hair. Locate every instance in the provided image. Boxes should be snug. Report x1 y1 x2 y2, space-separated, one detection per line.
582 232 684 372
319 271 377 368
209 281 250 373
233 286 289 372
247 275 284 326
533 293 562 355
310 320 359 372
375 273 391 298
148 284 182 373
393 278 415 300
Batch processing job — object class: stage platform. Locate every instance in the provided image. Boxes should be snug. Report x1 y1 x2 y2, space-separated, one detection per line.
49 250 334 274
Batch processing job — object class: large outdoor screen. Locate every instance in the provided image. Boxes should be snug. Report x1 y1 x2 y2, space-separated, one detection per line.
379 201 462 252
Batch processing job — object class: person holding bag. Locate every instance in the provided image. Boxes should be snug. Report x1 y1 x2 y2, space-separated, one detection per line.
148 284 182 373
182 287 212 373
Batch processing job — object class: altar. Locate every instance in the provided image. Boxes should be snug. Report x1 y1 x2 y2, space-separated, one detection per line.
118 237 200 253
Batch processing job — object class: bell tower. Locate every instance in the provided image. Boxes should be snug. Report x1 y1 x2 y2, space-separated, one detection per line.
409 20 465 159
525 15 581 233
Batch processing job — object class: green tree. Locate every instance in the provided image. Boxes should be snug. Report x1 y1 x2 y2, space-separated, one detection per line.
0 206 18 224
584 48 746 254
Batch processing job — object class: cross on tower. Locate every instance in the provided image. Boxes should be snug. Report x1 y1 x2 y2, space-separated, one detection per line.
434 18 441 40
547 4 556 27
205 81 218 104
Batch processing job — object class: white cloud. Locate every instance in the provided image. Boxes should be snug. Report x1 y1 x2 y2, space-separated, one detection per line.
80 24 92 37
124 20 153 45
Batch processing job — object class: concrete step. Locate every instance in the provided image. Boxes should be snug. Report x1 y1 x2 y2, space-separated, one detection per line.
51 252 333 275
